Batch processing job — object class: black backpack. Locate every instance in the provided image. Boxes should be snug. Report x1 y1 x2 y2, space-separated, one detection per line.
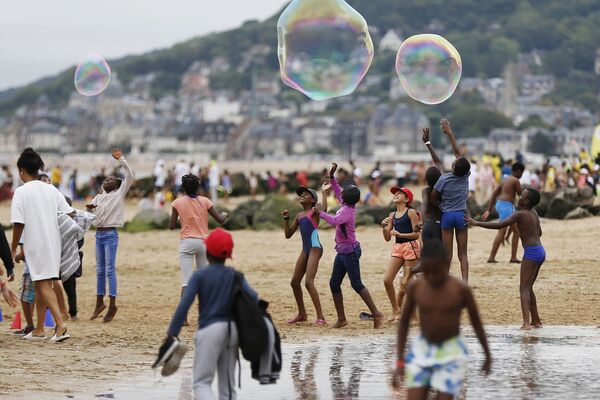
229 270 268 362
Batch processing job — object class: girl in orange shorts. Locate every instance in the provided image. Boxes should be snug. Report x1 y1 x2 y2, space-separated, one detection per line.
381 186 421 322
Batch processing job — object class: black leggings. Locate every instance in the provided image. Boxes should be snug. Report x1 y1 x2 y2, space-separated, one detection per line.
63 276 77 317
422 220 442 242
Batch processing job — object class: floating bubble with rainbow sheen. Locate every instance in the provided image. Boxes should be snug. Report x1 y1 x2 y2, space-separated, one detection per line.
74 53 112 96
395 34 462 105
277 0 374 101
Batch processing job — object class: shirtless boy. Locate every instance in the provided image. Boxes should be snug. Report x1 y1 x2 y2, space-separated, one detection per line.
466 188 545 330
392 240 491 399
483 162 524 263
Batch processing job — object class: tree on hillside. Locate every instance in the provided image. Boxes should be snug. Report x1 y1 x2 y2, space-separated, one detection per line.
529 131 556 155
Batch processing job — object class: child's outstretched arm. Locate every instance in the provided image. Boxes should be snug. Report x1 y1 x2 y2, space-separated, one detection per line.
314 202 351 227
282 210 298 239
483 184 502 221
440 119 462 158
466 212 519 230
112 148 135 197
208 207 228 225
392 280 417 391
321 179 332 213
464 285 492 375
422 127 443 171
328 163 343 203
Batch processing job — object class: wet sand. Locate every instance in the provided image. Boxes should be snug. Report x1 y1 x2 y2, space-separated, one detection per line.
0 202 599 397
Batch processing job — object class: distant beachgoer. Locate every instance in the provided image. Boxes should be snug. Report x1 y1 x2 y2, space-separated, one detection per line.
249 171 258 199
314 163 384 329
87 148 134 323
221 170 232 203
467 188 545 330
482 162 525 264
267 171 278 192
391 240 492 398
174 160 189 194
381 186 420 322
153 159 167 189
208 161 220 204
51 165 62 188
282 181 331 326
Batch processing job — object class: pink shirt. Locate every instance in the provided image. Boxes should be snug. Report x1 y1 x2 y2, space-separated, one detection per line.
172 196 213 240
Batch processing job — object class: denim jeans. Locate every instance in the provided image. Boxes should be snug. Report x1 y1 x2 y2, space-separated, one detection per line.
96 229 119 297
329 245 365 294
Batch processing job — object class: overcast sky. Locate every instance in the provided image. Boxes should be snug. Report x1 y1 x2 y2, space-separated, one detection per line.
0 0 288 90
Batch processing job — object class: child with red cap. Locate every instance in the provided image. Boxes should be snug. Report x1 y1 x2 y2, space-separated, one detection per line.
165 228 258 399
381 186 421 322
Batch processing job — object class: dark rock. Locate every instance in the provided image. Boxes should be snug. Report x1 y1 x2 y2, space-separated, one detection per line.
125 209 170 232
584 205 600 216
546 197 576 219
577 186 594 200
224 200 261 230
208 205 231 229
253 195 302 227
565 207 592 220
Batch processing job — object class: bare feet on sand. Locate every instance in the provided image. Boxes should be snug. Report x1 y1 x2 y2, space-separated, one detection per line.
387 311 400 322
487 259 498 264
532 321 543 328
520 323 532 330
332 320 348 329
510 259 522 264
373 313 385 329
103 306 118 323
90 304 106 320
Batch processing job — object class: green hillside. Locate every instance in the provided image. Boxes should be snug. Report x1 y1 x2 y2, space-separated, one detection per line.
2 0 600 114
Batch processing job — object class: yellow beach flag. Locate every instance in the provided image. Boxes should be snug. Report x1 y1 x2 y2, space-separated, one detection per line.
592 125 600 158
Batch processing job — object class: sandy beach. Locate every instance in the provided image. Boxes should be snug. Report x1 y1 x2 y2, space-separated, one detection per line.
0 201 599 397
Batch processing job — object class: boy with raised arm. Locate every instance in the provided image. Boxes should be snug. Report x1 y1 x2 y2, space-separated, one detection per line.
87 148 134 323
431 119 471 282
482 162 525 264
392 240 491 399
466 188 545 330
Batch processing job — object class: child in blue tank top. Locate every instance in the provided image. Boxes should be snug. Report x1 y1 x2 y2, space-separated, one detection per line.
282 180 331 326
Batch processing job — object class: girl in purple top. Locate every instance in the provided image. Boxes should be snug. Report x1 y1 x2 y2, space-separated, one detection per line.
314 163 384 329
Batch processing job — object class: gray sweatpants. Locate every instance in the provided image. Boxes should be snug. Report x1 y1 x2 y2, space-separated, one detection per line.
193 322 239 400
179 238 208 287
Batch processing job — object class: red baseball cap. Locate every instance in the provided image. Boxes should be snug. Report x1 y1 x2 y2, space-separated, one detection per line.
205 228 234 260
390 186 414 205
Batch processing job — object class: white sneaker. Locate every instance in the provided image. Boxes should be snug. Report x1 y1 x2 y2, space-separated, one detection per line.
23 332 47 341
50 330 71 343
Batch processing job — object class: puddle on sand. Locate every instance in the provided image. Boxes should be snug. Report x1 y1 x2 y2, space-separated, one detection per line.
66 326 600 399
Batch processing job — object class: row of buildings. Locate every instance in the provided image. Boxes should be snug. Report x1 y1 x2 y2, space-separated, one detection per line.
0 36 598 160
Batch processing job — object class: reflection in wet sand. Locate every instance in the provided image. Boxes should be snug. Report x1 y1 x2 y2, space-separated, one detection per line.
291 348 319 400
330 345 362 399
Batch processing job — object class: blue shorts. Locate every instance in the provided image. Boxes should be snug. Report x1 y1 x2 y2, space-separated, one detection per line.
523 245 546 264
496 200 515 221
441 210 467 230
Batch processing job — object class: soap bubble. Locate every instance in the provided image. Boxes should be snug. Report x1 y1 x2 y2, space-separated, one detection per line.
74 53 112 96
395 34 462 105
277 0 374 101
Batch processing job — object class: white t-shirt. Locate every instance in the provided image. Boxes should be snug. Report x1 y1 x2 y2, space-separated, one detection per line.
394 163 407 179
353 167 362 178
209 165 220 187
10 180 74 281
520 169 532 186
154 165 166 187
174 162 189 186
468 164 479 192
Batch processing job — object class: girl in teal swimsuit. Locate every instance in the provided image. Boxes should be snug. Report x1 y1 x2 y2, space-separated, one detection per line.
282 181 330 326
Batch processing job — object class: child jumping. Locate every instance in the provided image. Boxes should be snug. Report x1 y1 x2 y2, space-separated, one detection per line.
466 188 545 330
87 148 134 323
392 240 492 399
421 127 443 242
381 187 420 322
431 119 471 282
482 162 525 263
314 163 384 329
282 181 331 326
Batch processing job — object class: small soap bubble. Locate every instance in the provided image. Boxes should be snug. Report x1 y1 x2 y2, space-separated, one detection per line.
395 34 462 105
74 53 112 97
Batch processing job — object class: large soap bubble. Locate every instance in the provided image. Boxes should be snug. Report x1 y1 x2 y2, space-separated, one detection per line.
277 0 374 101
74 53 112 96
395 34 462 105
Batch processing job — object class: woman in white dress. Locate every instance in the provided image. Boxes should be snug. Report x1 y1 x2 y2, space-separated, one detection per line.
10 148 74 342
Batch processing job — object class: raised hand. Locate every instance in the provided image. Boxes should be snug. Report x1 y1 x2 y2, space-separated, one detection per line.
281 210 289 219
440 118 453 136
329 163 338 178
111 147 123 160
422 127 431 144
322 180 332 193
